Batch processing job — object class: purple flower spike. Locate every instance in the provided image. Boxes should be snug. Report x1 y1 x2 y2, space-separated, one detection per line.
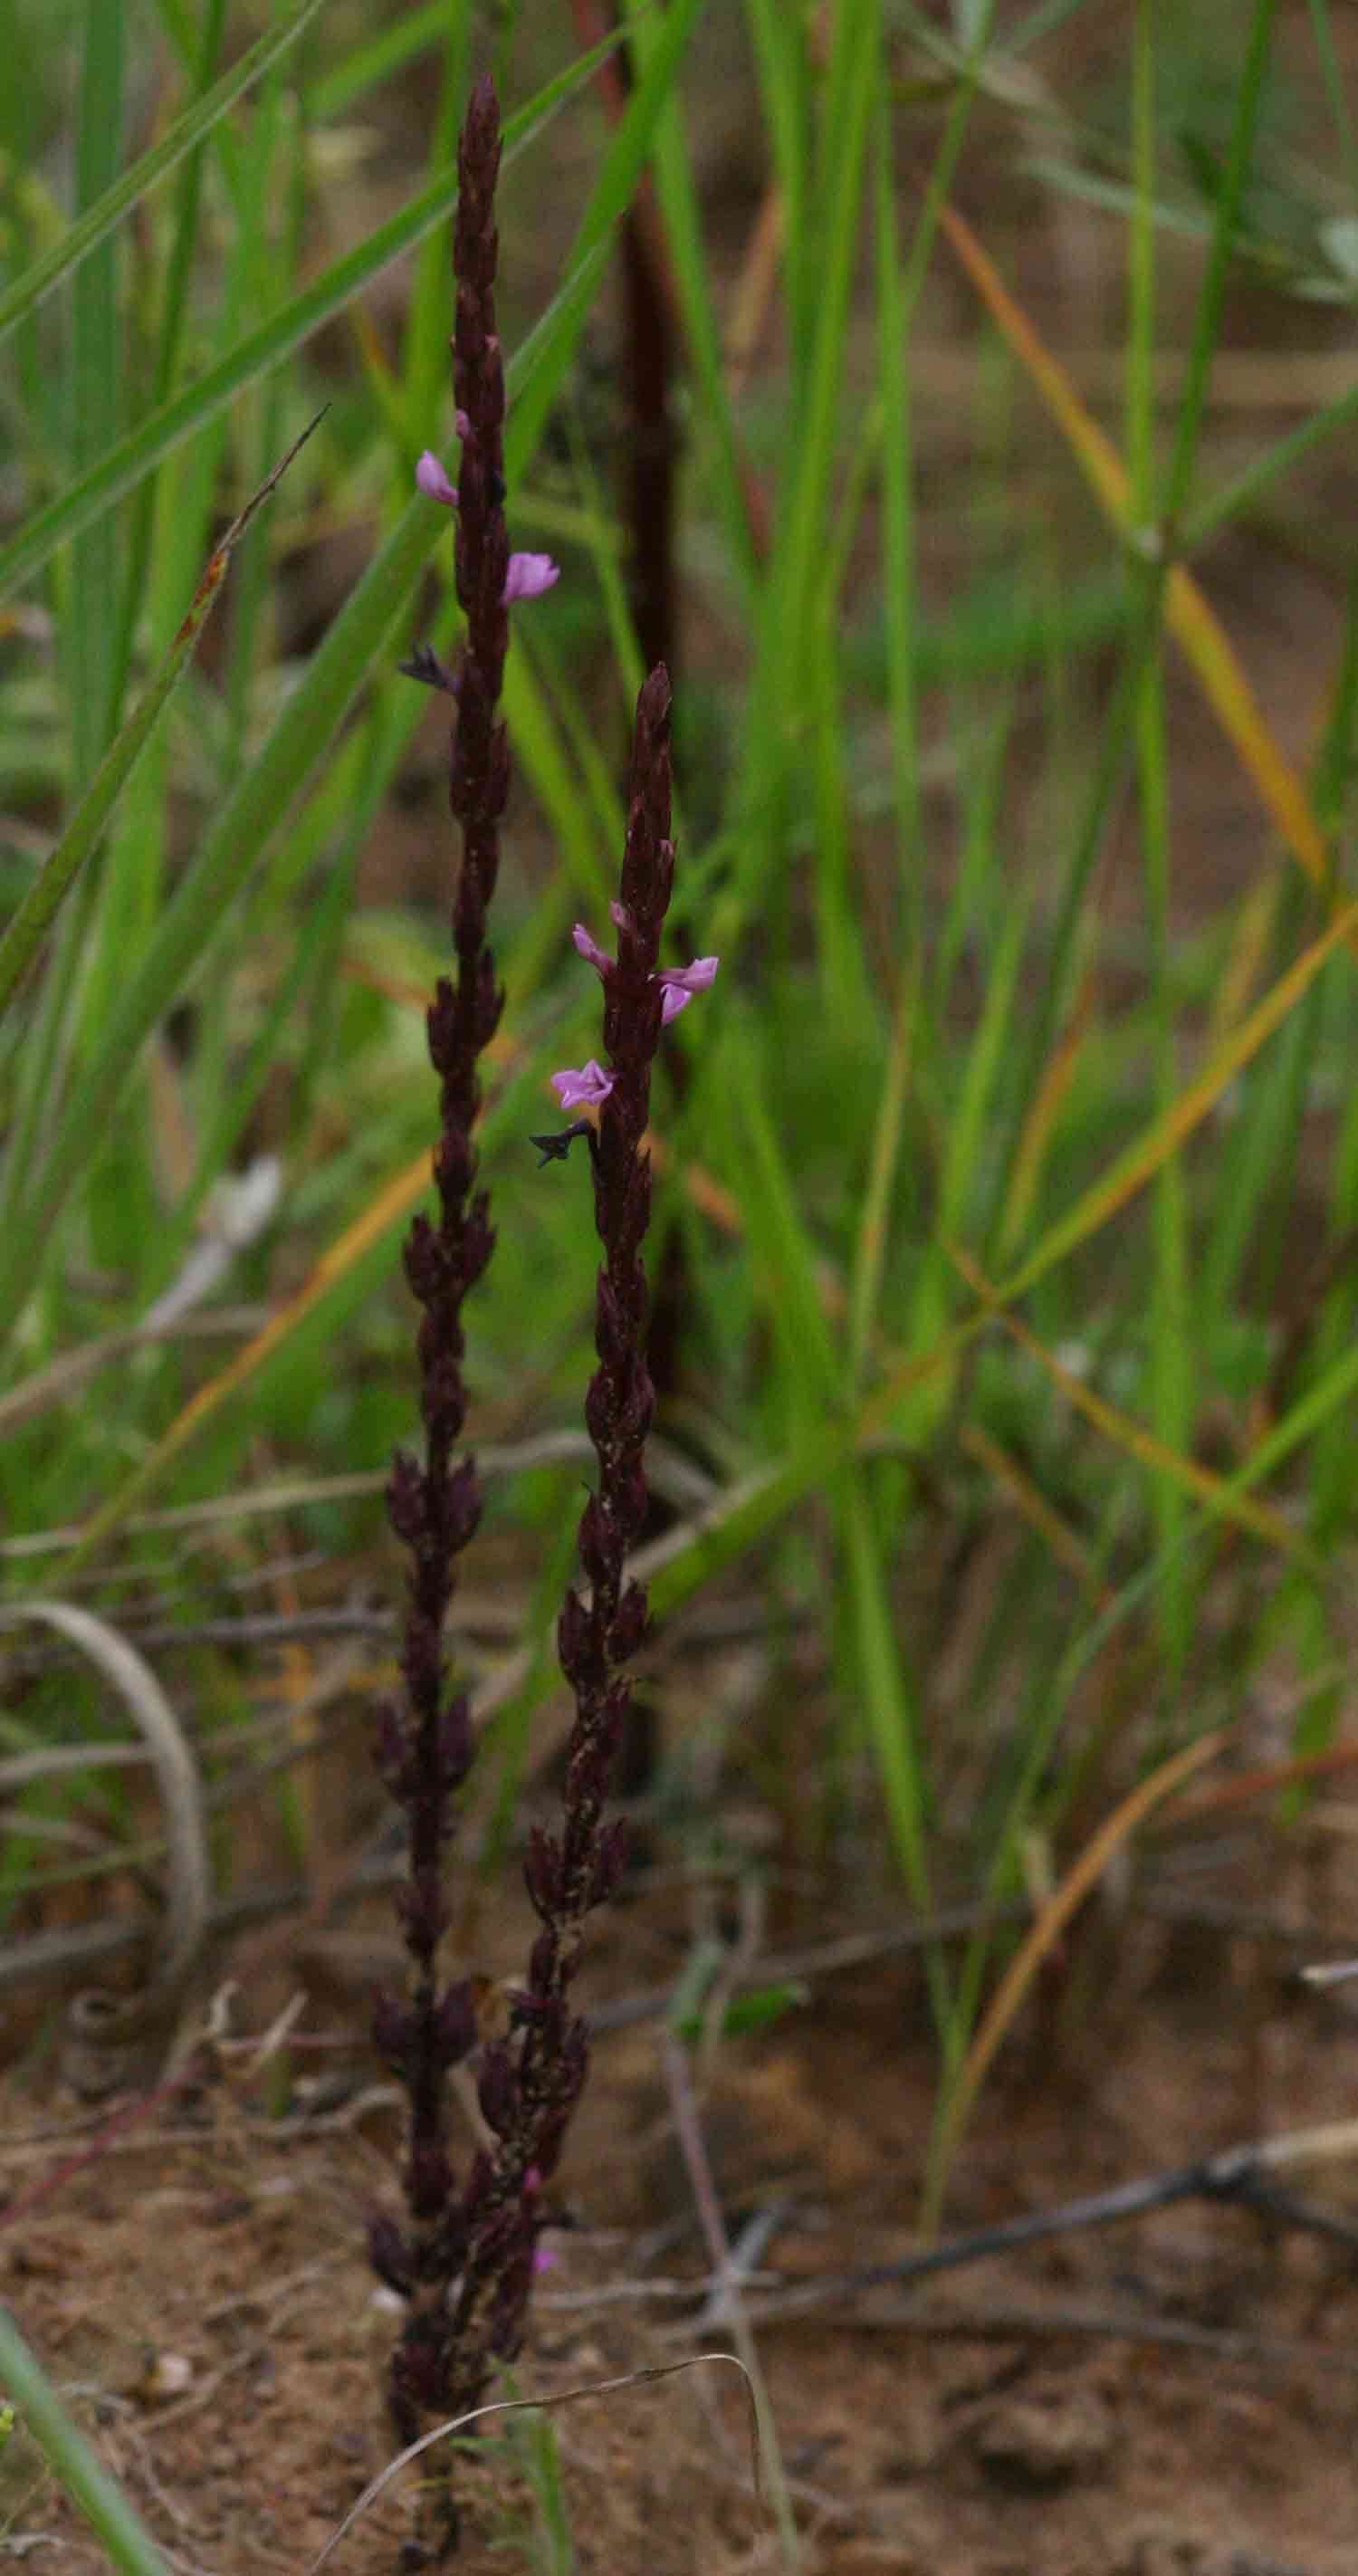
551 1059 615 1110
656 954 720 1023
503 551 559 602
416 449 458 507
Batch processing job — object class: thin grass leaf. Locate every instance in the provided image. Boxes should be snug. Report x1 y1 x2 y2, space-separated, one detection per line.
999 894 1358 1310
1307 0 1358 191
950 1244 1305 1561
55 1146 432 1577
1198 908 1325 1331
400 18 468 463
621 0 761 602
936 201 1337 904
874 102 922 898
0 2309 176 2576
994 974 1095 1262
67 0 125 789
0 493 430 1336
732 1039 841 1438
0 0 327 347
498 0 711 484
846 982 912 1389
961 1422 1109 1603
838 1473 952 2035
1184 379 1358 549
0 45 624 607
1160 0 1280 527
1129 0 1192 1670
309 1 451 121
764 0 880 739
0 168 627 1327
107 0 229 731
0 413 324 1024
0 196 461 607
922 1732 1220 2228
741 0 812 385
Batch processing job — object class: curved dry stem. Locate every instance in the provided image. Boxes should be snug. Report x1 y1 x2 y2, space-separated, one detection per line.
0 1597 209 2091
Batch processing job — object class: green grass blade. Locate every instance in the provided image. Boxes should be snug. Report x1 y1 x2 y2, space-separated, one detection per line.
741 0 812 384
1162 0 1280 526
0 2307 175 2576
1184 381 1358 548
0 556 236 1018
0 166 621 1329
67 0 125 787
1130 0 1191 1671
0 0 327 347
731 1031 839 1431
0 488 429 1334
1001 892 1358 1311
837 1471 952 2032
0 181 461 605
0 52 622 608
1307 0 1358 187
497 0 712 486
400 15 469 460
309 1 451 120
107 0 228 730
874 101 922 893
622 0 760 605
846 986 911 1391
767 0 880 723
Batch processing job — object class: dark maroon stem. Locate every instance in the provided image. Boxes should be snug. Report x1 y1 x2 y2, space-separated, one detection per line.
369 73 682 2535
435 666 678 2408
369 72 512 2462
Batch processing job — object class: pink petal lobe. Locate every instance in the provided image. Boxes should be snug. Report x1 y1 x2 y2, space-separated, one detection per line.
416 450 458 507
503 551 560 602
656 954 720 1023
572 924 613 977
550 1059 614 1110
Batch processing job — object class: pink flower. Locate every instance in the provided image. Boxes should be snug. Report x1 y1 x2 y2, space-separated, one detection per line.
416 452 559 603
570 920 720 1023
571 923 613 977
551 1059 614 1111
416 449 458 507
656 955 720 1024
502 551 559 602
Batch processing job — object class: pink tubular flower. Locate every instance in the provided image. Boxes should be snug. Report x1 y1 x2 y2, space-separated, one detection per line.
571 923 612 977
551 1059 615 1111
570 921 720 1024
656 955 720 1023
416 449 458 507
416 452 559 603
502 551 559 602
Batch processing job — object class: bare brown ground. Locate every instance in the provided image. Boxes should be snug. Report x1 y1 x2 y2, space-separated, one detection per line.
8 1820 1358 2576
